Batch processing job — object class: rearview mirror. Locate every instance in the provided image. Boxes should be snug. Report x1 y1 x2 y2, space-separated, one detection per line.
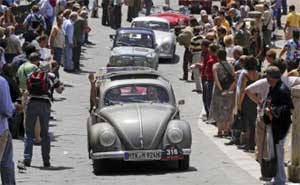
178 100 185 105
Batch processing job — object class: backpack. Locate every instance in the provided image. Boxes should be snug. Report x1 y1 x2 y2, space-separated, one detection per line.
27 13 45 30
27 71 49 95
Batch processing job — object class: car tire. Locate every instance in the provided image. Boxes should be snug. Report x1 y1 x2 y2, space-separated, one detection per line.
93 159 105 174
178 155 190 171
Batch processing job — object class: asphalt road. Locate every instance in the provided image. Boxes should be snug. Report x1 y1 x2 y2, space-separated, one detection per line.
10 0 284 184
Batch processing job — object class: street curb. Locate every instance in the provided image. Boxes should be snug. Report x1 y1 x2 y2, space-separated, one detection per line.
197 110 261 180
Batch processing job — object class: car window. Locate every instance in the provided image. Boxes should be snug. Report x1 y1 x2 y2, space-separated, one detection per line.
104 84 169 106
132 21 169 32
115 32 154 49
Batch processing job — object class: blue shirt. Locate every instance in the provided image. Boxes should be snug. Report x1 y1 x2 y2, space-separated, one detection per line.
0 76 15 135
63 19 74 45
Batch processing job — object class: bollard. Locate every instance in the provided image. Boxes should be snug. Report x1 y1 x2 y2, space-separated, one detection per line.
288 84 300 183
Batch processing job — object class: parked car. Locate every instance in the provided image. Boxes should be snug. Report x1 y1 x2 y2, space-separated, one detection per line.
132 17 176 61
87 67 192 173
108 28 159 70
178 0 212 14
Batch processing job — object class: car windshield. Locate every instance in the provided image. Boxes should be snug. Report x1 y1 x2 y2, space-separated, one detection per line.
104 85 169 106
133 21 169 32
115 32 154 48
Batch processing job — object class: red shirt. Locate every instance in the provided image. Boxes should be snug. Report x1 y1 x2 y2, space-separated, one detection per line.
203 55 218 81
201 49 210 77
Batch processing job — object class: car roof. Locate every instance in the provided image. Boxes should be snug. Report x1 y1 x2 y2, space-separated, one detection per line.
117 27 155 35
102 78 172 93
132 16 170 24
96 67 169 82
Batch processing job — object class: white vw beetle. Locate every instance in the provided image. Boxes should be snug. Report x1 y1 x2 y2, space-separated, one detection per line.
132 17 176 61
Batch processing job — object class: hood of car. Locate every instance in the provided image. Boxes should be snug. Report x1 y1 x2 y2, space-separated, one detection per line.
99 103 176 150
112 46 155 56
153 30 174 46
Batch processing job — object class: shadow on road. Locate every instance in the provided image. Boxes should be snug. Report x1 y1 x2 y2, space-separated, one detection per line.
93 160 197 176
159 54 180 65
31 165 74 171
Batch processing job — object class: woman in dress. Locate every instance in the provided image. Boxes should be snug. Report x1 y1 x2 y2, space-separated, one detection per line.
210 49 236 137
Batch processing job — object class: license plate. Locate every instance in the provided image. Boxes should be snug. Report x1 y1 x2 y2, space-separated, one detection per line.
161 146 183 161
124 150 161 161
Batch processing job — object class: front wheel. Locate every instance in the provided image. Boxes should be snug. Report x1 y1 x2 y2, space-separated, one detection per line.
178 155 190 171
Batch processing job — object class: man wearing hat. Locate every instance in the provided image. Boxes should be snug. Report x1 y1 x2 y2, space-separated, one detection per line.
263 66 293 185
73 11 87 72
63 12 77 72
190 27 203 93
21 52 64 168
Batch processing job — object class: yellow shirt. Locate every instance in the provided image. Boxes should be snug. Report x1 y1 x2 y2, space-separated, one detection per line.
286 11 300 27
221 19 230 31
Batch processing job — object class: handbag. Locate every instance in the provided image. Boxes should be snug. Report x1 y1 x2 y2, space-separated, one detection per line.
260 125 277 178
219 61 234 90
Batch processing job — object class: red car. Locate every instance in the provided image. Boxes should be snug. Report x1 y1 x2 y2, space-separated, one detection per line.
153 12 194 28
179 0 212 14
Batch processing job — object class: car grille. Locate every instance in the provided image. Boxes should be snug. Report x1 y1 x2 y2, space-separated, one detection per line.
121 56 147 65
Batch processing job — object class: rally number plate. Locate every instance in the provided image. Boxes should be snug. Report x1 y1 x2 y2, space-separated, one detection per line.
124 150 161 161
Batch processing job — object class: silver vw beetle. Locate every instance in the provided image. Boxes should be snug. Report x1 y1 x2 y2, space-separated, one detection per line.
132 17 176 61
108 28 159 70
87 67 192 173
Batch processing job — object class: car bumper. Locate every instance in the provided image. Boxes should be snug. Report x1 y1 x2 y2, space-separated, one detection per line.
90 148 191 160
159 52 173 59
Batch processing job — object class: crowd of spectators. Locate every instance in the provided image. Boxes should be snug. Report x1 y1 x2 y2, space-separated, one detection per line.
178 0 300 184
0 0 95 183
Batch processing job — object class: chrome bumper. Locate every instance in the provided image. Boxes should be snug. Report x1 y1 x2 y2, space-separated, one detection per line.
159 52 173 59
90 148 191 160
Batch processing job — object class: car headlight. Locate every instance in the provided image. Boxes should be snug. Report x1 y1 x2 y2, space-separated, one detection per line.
167 128 183 144
161 43 171 52
110 56 119 65
99 130 116 147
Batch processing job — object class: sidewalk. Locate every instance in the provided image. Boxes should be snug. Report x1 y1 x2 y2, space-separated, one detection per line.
197 111 297 185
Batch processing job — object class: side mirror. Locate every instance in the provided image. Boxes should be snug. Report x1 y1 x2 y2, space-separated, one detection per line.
178 100 185 105
109 34 115 40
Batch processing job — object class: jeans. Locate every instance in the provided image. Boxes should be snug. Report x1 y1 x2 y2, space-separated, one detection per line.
53 47 63 77
53 47 63 65
24 100 51 163
274 139 286 185
202 80 214 116
1 132 16 185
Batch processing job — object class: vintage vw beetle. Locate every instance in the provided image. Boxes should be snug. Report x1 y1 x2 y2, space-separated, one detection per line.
108 28 159 70
131 17 176 61
87 67 192 173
